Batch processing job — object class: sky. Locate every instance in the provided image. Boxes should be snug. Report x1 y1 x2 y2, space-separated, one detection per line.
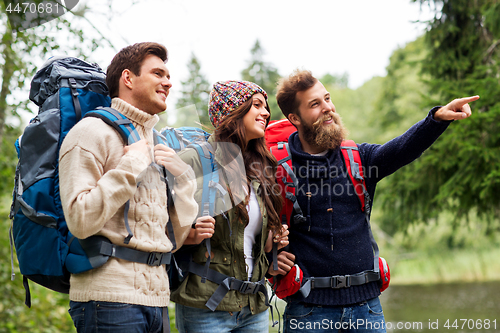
81 0 436 108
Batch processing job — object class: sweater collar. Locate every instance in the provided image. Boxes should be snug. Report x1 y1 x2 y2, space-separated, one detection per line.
111 98 159 130
289 132 336 162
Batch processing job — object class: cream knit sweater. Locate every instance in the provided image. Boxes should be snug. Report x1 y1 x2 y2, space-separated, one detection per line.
59 98 197 307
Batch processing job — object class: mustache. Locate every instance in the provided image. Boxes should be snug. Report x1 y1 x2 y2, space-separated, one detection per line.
312 112 340 127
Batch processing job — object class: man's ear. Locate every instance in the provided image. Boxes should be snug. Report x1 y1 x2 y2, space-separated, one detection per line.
288 113 301 127
121 69 134 90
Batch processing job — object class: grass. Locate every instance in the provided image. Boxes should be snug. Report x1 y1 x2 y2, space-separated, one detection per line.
389 247 500 285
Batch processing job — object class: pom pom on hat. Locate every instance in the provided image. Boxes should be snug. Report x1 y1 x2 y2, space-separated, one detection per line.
209 80 268 128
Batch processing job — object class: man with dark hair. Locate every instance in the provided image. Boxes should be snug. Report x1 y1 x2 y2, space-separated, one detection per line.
275 69 478 332
59 42 198 332
106 42 168 100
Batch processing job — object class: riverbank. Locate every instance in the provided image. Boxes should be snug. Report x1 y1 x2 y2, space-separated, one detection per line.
389 247 500 285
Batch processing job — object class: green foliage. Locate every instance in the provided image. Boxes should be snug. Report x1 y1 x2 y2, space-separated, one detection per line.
371 36 432 143
384 209 500 284
174 52 212 129
390 247 500 284
324 75 384 144
366 36 438 234
0 2 132 331
378 0 500 232
320 72 349 90
0 1 109 194
0 125 20 194
241 40 282 120
0 196 75 333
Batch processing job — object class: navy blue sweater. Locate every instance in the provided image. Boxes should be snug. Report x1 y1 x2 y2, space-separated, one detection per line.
287 108 450 306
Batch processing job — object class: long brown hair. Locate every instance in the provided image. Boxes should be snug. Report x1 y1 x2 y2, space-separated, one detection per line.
214 97 283 235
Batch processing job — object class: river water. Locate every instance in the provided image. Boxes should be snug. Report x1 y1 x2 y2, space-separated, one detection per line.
269 281 499 332
380 281 500 332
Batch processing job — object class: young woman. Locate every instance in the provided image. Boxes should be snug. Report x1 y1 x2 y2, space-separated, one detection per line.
162 81 292 333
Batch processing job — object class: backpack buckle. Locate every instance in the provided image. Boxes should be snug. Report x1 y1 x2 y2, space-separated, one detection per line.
293 214 306 224
237 281 258 294
147 252 164 266
332 275 350 288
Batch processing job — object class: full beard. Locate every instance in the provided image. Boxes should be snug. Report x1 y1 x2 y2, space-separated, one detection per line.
301 112 348 151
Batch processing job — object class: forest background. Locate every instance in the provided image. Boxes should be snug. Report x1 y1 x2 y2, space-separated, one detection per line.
1 0 500 331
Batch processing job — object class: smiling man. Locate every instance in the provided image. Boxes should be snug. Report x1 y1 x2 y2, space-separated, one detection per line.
275 69 478 333
59 42 198 333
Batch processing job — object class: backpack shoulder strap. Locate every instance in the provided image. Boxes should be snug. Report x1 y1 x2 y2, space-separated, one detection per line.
270 142 304 272
340 140 379 273
150 129 179 252
340 140 370 213
186 141 220 283
84 107 141 145
270 142 305 226
84 107 144 244
172 128 189 151
189 141 218 217
153 128 167 146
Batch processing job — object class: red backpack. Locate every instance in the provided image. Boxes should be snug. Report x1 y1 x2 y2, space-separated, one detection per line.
265 119 390 299
265 118 298 148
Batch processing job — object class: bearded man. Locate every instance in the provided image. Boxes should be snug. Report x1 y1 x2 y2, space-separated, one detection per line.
275 69 478 333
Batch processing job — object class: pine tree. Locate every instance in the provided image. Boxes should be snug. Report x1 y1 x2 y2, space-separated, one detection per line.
381 0 500 235
241 40 282 120
175 52 211 129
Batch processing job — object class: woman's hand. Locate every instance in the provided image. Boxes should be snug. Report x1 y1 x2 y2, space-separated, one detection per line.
265 224 289 253
183 216 216 245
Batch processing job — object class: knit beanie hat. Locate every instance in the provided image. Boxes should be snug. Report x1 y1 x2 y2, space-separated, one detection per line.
208 80 268 128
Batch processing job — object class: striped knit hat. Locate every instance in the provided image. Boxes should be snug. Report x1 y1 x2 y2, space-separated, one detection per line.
208 80 268 128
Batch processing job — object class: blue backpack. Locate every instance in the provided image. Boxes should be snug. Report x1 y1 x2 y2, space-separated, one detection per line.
158 129 272 311
157 127 225 217
9 57 174 307
156 127 228 289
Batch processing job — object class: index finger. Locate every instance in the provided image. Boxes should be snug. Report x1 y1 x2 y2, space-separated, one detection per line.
281 251 296 261
197 215 216 223
455 95 480 106
277 253 295 265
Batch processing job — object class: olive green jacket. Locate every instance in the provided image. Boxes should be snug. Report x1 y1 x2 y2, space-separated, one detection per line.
171 138 270 314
